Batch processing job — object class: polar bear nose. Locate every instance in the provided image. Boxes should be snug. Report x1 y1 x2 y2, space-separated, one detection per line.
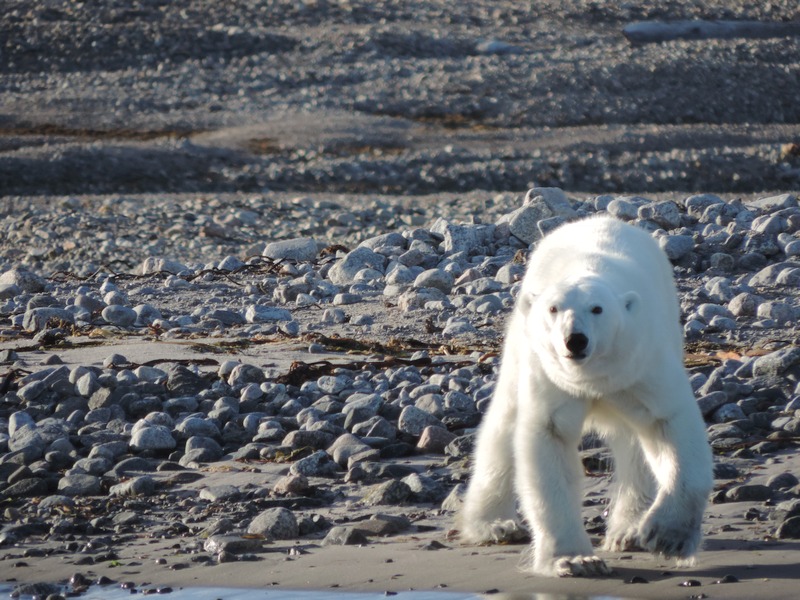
565 333 589 356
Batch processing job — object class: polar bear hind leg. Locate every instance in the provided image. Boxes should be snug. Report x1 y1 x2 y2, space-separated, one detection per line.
600 425 657 552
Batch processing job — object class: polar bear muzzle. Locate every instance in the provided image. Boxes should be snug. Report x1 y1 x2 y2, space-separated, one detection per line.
565 332 589 358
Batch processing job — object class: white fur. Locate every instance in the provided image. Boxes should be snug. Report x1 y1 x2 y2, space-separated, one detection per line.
459 216 713 577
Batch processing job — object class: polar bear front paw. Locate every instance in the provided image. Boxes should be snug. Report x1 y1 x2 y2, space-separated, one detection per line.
638 512 700 559
459 519 527 544
548 555 614 578
603 523 645 553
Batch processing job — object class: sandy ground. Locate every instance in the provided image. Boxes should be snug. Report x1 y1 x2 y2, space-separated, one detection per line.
5 446 800 599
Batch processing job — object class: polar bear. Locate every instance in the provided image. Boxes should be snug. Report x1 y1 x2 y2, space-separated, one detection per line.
459 216 713 577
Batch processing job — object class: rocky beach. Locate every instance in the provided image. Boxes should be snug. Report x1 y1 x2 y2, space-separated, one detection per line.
2 1 800 599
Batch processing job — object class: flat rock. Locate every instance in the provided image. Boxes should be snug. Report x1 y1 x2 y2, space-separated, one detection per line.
263 237 318 262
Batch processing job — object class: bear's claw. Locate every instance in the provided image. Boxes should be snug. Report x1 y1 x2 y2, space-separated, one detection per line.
638 514 699 559
551 555 613 578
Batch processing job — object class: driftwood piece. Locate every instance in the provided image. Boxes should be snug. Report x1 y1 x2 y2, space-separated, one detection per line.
623 20 800 45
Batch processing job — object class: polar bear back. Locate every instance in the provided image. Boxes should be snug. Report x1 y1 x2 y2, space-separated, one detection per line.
523 216 683 355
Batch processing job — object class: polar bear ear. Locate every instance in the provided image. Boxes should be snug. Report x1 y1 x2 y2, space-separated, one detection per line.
518 291 536 315
621 291 640 313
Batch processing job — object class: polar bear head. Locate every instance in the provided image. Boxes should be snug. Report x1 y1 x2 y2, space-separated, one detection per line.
520 275 641 394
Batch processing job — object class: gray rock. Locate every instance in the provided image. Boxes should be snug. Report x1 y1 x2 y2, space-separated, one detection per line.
495 262 525 285
657 233 694 260
247 507 299 539
523 187 576 217
708 252 735 271
167 365 207 395
317 374 351 395
273 474 311 496
4 478 49 497
467 295 504 314
442 317 477 337
767 472 799 491
752 347 800 377
0 267 46 292
282 429 335 450
8 428 47 463
22 307 74 331
200 484 241 502
17 380 48 403
441 483 466 512
776 516 800 539
205 308 245 326
289 449 339 477
130 425 176 452
402 472 446 502
415 393 444 417
638 201 681 229
358 232 406 251
321 526 370 546
442 223 490 255
103 353 128 368
245 304 293 323
140 257 188 275
217 255 246 271
109 476 156 497
505 205 544 245
445 434 477 459
725 484 773 502
352 514 411 536
757 301 796 323
328 433 372 467
362 479 411 506
711 403 746 423
746 193 797 211
74 456 113 475
227 363 266 387
9 411 36 437
712 463 739 479
180 447 220 466
0 282 21 300
263 237 318 262
606 198 640 220
413 268 454 293
204 534 264 554
57 474 102 496
751 214 788 234
175 417 220 440
342 393 383 420
748 262 798 287
416 425 456 454
728 293 760 316
684 194 725 218
101 304 138 327
200 518 236 539
185 436 224 460
328 247 385 285
352 415 396 440
332 292 360 305
398 405 444 436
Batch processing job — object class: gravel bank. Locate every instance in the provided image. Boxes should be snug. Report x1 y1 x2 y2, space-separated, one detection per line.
2 0 799 196
3 188 800 599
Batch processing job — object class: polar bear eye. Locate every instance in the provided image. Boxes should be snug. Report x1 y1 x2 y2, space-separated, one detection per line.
591 306 603 315
548 305 558 314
